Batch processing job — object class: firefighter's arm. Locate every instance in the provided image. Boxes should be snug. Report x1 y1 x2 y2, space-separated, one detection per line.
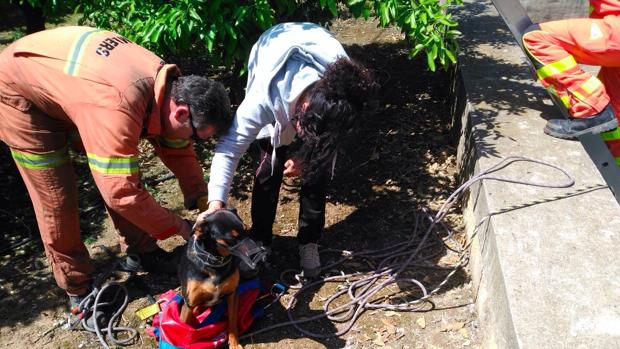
149 137 209 211
75 106 191 240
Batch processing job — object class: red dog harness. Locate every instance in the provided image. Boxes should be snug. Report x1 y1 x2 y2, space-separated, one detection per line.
147 279 270 349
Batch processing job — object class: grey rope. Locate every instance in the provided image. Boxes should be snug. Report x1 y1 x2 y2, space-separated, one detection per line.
78 283 136 348
69 246 138 348
241 156 576 339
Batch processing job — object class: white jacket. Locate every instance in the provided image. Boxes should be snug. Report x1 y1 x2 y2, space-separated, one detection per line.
208 22 348 203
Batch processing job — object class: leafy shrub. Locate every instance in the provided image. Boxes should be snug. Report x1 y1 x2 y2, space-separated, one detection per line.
77 0 279 73
347 0 462 71
23 0 462 72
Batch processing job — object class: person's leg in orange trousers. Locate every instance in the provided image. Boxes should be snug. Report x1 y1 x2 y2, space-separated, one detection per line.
0 99 94 296
522 16 620 138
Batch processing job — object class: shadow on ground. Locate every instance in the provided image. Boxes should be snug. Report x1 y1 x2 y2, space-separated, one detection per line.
1 18 474 348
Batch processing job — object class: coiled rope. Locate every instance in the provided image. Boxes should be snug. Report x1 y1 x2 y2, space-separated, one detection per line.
69 246 138 349
241 156 576 339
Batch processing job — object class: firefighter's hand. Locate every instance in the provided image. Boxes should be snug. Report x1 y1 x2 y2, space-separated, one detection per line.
283 157 303 177
192 201 225 230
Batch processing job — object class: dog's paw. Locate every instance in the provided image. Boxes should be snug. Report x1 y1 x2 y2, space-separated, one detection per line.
229 342 243 349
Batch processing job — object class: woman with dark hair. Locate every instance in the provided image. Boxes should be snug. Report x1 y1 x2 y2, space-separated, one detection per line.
201 22 378 277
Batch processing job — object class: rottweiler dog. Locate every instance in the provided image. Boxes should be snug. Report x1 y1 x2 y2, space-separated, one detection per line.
178 209 247 349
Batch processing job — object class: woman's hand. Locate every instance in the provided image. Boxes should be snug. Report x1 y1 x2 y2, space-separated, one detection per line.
283 157 303 177
192 200 225 230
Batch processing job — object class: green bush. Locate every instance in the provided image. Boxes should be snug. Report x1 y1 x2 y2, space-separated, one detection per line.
75 0 460 72
350 0 462 71
11 0 78 19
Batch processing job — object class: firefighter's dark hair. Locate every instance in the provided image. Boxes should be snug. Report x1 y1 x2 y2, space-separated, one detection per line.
171 75 232 136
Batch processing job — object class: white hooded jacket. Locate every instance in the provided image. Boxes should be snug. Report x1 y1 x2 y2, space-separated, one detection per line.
207 22 348 203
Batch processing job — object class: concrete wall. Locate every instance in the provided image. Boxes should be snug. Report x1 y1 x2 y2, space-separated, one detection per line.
453 1 620 348
521 0 588 22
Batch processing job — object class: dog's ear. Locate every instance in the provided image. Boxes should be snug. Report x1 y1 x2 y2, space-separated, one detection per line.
225 207 246 233
193 224 204 238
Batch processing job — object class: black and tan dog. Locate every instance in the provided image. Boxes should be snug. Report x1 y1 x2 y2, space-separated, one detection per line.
178 209 250 349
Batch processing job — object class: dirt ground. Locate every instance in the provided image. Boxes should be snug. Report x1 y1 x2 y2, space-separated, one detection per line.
0 16 480 349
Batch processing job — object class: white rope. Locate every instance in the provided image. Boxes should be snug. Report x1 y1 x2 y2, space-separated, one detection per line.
241 156 575 339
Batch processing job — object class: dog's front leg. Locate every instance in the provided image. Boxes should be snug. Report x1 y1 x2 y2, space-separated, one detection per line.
227 291 242 349
179 303 198 327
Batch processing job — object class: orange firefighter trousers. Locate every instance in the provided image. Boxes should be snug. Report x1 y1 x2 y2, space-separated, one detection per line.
523 3 620 162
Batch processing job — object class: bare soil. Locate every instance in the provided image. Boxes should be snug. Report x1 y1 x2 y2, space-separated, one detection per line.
0 18 480 349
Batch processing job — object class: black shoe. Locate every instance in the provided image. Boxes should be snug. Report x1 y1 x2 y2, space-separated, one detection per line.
544 105 618 139
118 248 181 275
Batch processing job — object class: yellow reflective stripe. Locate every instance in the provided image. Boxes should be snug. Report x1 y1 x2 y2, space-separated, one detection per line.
547 85 570 108
64 29 102 76
536 56 577 80
589 4 595 15
11 147 69 169
573 90 586 101
87 153 139 175
601 128 620 141
580 76 603 94
157 136 190 149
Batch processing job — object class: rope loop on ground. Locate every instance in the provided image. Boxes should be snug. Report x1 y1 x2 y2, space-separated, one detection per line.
242 156 576 339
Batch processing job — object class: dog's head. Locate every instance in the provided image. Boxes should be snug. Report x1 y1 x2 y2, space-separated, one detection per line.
191 208 268 269
193 208 247 256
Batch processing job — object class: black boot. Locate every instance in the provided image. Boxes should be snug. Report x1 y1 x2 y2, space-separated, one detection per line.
544 104 618 139
117 247 182 275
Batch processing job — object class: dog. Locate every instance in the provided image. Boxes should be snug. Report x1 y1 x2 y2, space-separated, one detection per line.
178 208 249 349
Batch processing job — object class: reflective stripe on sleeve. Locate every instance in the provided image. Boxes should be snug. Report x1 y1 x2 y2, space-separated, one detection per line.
157 136 190 149
87 153 139 175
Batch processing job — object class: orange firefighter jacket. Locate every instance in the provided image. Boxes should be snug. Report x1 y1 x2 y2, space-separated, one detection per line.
0 26 206 240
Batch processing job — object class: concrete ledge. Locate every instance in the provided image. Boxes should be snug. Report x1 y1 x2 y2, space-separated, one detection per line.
453 1 620 348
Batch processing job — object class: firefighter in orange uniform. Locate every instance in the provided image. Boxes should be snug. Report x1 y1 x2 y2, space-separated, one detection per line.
0 26 232 306
523 0 620 152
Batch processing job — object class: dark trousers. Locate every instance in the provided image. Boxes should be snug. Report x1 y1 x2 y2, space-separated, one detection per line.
249 139 327 246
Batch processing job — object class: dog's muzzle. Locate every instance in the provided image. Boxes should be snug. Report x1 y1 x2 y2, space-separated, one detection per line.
227 238 269 269
190 238 231 268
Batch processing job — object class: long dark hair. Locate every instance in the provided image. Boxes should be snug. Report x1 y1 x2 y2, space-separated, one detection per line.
293 57 378 184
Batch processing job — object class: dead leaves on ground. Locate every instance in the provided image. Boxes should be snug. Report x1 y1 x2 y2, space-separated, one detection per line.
355 314 471 347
